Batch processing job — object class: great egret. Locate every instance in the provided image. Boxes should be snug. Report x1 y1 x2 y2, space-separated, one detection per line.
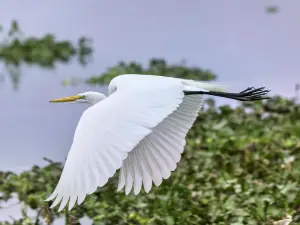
47 74 270 211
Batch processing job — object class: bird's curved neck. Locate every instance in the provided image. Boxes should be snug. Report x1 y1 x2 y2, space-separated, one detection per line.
88 93 107 105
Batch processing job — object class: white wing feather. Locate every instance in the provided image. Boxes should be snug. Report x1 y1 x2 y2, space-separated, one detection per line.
117 95 203 194
45 78 184 211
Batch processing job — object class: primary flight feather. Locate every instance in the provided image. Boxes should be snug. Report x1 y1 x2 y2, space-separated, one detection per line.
47 74 270 211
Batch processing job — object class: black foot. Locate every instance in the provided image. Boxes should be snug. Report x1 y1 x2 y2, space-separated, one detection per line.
234 87 271 101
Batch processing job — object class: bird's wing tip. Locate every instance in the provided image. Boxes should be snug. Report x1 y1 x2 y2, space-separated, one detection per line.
45 196 53 202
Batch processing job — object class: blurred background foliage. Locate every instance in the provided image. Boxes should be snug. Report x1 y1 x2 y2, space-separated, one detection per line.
0 20 92 89
1 15 300 225
86 59 216 86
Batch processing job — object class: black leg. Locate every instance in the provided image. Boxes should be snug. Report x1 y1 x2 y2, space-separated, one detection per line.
184 87 271 101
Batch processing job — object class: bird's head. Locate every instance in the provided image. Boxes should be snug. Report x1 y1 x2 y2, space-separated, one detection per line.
49 91 106 105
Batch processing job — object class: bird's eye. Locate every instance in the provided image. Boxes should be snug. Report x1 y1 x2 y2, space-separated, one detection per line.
81 95 86 99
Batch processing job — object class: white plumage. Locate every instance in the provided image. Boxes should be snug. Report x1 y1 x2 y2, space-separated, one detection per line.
47 74 268 212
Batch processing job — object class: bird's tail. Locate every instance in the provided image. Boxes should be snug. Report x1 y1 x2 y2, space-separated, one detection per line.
182 80 231 92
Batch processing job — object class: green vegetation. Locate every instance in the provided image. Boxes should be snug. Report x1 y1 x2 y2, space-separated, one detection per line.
86 59 216 85
1 21 300 225
0 20 92 89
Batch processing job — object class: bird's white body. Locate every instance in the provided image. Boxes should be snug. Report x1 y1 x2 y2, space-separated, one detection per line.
47 74 230 211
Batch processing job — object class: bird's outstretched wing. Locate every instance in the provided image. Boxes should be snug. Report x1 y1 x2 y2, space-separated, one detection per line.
117 95 203 194
45 80 184 211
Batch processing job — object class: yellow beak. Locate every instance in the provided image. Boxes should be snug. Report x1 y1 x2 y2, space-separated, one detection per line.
49 95 82 103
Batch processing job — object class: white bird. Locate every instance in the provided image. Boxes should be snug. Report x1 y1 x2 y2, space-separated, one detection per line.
46 74 270 211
